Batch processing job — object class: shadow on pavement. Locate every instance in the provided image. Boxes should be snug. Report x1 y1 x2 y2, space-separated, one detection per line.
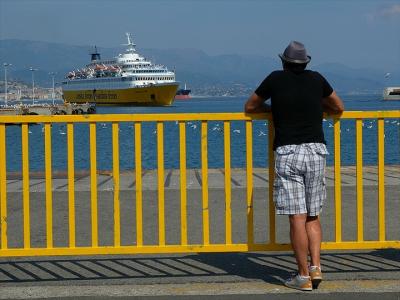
0 249 398 284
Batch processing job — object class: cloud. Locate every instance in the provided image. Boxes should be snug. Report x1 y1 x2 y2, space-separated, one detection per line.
368 4 400 20
378 4 400 17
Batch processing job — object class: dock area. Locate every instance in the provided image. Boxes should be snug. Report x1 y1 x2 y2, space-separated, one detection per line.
0 165 399 299
0 102 95 116
5 165 398 190
0 166 399 298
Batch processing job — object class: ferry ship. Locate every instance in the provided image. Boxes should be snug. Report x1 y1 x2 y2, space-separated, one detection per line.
175 83 191 100
383 87 400 100
62 33 179 105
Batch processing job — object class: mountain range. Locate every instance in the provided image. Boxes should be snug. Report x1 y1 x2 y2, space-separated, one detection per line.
1 39 399 95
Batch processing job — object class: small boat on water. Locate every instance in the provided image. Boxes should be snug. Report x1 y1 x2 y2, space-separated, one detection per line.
175 83 191 100
62 33 179 106
383 87 400 100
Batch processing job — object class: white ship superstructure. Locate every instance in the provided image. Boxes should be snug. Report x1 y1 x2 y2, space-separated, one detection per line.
62 33 179 105
383 87 400 101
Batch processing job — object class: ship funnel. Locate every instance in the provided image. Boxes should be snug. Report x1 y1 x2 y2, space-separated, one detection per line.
90 46 101 61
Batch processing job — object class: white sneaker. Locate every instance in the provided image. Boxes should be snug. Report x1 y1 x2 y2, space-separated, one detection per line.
284 273 312 291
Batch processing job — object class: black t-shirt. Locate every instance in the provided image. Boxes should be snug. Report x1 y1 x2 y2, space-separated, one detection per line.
255 69 333 150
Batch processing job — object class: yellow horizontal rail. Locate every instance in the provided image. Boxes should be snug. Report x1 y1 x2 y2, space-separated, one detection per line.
0 111 397 124
0 240 399 257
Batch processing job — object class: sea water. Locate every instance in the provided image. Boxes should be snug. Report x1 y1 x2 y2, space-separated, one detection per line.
3 94 400 171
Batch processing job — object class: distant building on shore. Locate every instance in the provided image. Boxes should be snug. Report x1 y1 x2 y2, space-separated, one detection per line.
1 80 63 101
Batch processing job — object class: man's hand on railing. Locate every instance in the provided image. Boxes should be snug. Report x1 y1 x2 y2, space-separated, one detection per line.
244 93 271 113
322 91 344 115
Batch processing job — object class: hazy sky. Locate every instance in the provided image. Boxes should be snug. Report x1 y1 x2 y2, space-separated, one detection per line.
1 0 400 71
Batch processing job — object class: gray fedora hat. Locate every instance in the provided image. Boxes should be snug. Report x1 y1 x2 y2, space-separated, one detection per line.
279 41 311 64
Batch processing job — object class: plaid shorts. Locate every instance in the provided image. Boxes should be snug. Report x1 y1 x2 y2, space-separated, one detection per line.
273 143 328 216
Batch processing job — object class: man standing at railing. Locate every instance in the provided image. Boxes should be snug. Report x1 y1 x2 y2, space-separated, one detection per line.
244 41 344 291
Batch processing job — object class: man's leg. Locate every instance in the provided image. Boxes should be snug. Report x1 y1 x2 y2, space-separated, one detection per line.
306 216 322 267
289 214 309 276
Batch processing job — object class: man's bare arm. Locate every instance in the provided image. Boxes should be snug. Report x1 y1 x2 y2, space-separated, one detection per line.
244 93 271 113
322 91 344 115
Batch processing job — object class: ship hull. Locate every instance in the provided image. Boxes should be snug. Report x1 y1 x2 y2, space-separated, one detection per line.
383 96 400 101
175 88 191 100
63 83 179 106
175 94 191 100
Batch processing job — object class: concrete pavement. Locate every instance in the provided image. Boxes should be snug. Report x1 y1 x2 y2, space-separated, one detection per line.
0 166 399 298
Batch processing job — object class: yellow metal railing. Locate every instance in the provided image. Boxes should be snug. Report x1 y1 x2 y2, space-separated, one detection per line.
0 111 398 257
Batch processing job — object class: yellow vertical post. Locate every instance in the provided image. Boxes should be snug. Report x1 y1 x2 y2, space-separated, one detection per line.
89 123 98 247
179 122 187 245
135 123 143 246
157 122 165 246
377 118 385 241
268 120 275 244
201 121 210 245
22 124 30 249
44 123 53 248
355 119 364 242
224 121 232 245
112 122 121 247
245 121 254 245
67 123 75 248
0 124 7 249
333 118 342 243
